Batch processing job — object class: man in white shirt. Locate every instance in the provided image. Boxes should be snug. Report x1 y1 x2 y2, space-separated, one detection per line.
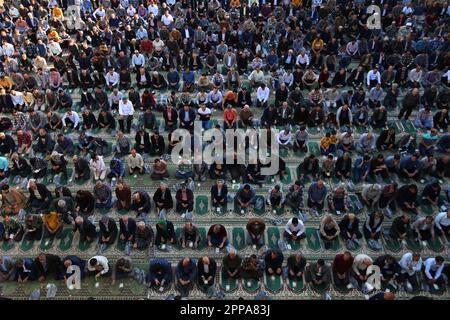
131 50 146 73
398 252 422 292
118 96 134 133
47 39 63 57
367 66 381 88
161 10 174 27
434 210 450 238
277 128 292 149
346 39 359 57
248 66 265 87
105 68 119 90
62 109 80 130
408 66 422 87
350 253 373 289
1 41 15 57
148 1 158 16
90 154 106 181
152 36 165 57
88 255 110 279
423 256 446 291
284 217 306 241
126 148 144 175
256 82 270 108
296 51 310 67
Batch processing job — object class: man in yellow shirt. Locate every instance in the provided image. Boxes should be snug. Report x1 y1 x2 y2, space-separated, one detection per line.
0 74 13 92
42 212 63 240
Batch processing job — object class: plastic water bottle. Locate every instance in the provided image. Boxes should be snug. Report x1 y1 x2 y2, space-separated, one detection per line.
53 174 61 186
111 177 117 188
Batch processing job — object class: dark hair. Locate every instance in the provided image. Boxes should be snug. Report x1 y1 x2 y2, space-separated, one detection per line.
436 256 444 263
317 259 325 266
89 258 98 266
292 217 299 225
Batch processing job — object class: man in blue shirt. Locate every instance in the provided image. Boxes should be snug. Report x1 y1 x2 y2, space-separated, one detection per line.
399 153 421 180
167 67 180 91
182 67 195 92
308 180 328 210
0 155 9 179
148 258 172 290
352 155 371 183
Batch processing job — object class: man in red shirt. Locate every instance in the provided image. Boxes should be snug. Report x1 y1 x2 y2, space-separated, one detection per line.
223 105 238 129
332 251 354 289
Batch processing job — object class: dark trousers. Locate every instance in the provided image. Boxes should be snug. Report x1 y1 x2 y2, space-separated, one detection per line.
25 227 43 241
119 115 133 133
398 106 413 120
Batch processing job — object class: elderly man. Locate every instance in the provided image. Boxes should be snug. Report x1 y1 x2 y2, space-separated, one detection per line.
24 213 43 241
126 149 144 175
131 190 151 221
134 221 154 252
28 180 52 212
319 215 340 249
222 250 242 280
197 256 217 294
33 253 64 282
50 197 76 224
356 132 377 155
73 216 97 244
361 184 382 209
350 253 373 290
98 216 118 254
175 257 197 297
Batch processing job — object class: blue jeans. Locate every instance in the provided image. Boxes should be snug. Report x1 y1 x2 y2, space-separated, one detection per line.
414 118 432 130
202 120 211 130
